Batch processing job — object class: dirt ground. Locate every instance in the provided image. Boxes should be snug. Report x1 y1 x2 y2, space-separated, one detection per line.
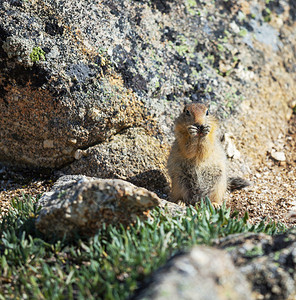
227 113 296 228
1 114 296 228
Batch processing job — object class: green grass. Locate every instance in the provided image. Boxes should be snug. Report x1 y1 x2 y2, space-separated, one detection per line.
0 194 286 299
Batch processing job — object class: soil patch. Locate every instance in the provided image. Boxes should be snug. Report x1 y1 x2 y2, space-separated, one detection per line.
227 113 296 228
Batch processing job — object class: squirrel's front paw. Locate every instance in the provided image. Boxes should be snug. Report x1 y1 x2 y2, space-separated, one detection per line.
188 125 200 137
200 124 210 136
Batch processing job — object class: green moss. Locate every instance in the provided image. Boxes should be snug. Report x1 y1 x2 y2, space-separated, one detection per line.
217 44 225 52
154 80 160 89
58 191 67 199
206 85 212 93
187 0 197 6
191 68 201 79
175 44 190 56
207 54 215 64
225 246 237 252
273 251 281 261
30 47 46 62
226 100 234 109
263 4 272 22
233 56 239 62
219 36 229 44
245 245 264 257
186 0 197 15
238 28 248 37
170 35 197 60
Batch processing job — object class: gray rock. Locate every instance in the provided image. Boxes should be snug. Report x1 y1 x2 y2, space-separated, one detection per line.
223 133 241 160
131 246 253 300
0 0 278 169
0 0 162 168
36 175 184 238
62 128 170 195
216 230 296 300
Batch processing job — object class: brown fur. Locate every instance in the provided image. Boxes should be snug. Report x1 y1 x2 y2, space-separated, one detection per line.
167 103 227 206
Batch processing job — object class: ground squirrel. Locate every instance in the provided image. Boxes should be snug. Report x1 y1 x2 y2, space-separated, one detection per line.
167 102 249 207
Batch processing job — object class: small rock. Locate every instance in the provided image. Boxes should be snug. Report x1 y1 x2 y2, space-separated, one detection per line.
68 139 77 145
223 133 241 160
43 140 54 148
74 149 86 160
286 108 293 121
270 150 286 162
288 99 296 109
36 175 161 238
230 21 240 34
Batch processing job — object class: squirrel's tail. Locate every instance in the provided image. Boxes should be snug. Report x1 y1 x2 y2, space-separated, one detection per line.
228 177 250 192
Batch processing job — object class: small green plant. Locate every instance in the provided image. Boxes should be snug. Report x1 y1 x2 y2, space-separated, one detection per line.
30 47 46 62
0 195 286 299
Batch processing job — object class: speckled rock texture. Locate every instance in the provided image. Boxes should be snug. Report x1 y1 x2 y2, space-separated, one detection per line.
1 0 296 178
35 175 185 238
216 230 296 300
132 231 296 300
131 246 253 300
61 128 170 195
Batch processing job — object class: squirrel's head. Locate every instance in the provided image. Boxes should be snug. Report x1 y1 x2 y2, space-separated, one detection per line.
179 103 209 126
175 103 215 139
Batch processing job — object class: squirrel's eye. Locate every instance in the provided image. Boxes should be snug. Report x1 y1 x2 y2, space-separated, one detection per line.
206 110 209 116
185 109 190 116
